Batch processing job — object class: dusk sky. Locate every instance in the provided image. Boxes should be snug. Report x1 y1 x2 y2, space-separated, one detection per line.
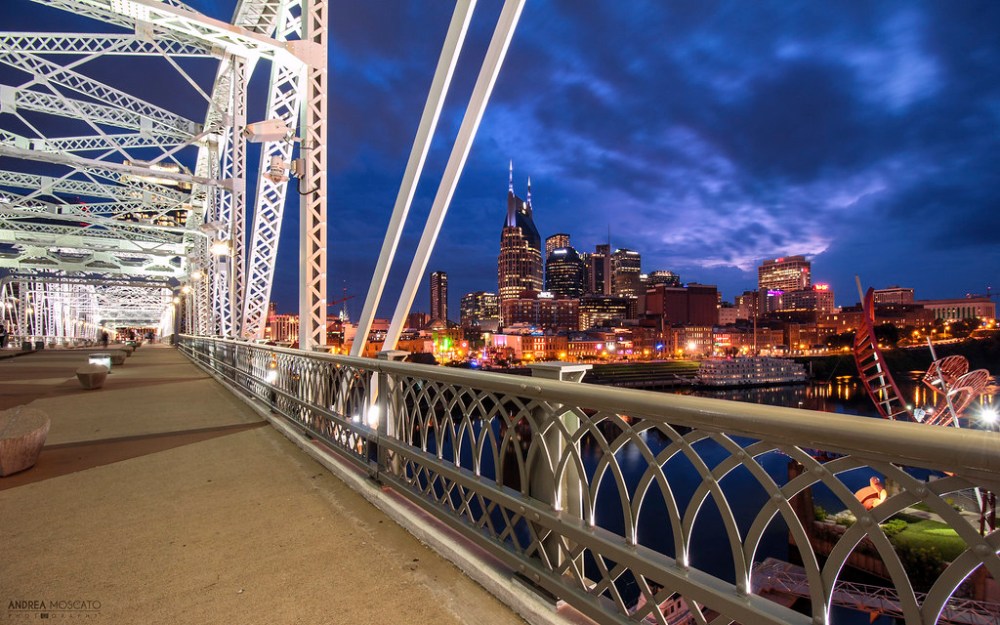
7 1 1000 320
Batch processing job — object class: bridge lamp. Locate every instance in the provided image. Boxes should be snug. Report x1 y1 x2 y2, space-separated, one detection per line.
980 407 998 429
181 285 192 295
264 354 279 384
366 404 380 428
210 240 231 256
190 269 204 281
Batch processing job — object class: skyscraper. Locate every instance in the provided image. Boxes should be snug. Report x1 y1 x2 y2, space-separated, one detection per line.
497 163 542 322
758 256 811 292
545 233 570 259
545 246 586 298
587 244 612 295
460 291 500 330
611 248 642 297
646 270 681 288
430 270 448 323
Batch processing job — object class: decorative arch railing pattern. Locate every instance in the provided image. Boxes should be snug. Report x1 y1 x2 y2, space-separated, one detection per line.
179 336 1000 625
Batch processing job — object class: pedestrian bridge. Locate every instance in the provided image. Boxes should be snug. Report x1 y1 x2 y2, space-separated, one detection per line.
1 1 999 623
2 339 998 625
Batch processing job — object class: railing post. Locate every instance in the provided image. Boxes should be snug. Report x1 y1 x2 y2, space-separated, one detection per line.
375 350 408 480
527 362 591 569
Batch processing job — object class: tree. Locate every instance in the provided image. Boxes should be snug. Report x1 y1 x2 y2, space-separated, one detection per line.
874 323 900 348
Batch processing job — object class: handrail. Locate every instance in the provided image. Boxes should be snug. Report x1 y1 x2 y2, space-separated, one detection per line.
179 335 1000 625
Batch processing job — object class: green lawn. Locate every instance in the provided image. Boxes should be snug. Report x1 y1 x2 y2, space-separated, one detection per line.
891 519 968 562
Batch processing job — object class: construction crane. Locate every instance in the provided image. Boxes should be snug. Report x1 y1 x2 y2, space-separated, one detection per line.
327 293 356 322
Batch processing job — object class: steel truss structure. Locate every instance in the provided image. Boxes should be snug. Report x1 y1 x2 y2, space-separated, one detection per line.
0 0 325 344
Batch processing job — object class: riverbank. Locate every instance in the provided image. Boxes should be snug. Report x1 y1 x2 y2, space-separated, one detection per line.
795 336 1000 382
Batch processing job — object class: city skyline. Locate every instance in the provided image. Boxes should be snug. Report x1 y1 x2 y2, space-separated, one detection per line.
291 1 1000 318
7 1 999 320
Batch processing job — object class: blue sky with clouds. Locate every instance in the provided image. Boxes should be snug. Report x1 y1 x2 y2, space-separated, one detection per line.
320 0 1000 318
6 1 999 318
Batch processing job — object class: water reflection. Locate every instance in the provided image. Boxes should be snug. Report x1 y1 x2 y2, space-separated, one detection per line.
677 373 998 424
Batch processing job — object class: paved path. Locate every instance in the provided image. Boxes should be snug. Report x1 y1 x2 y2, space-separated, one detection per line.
0 344 528 625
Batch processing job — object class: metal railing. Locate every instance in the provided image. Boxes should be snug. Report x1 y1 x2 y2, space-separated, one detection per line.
179 336 1000 625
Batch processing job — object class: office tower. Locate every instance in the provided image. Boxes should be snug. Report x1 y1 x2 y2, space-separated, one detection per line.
874 286 915 305
780 284 836 313
545 246 586 298
545 233 570 259
757 256 811 292
497 163 542 321
644 284 719 326
578 294 635 330
460 291 500 329
430 271 448 323
587 244 612 295
646 270 681 288
611 248 642 297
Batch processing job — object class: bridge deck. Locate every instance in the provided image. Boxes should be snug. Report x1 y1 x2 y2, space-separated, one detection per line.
0 344 528 625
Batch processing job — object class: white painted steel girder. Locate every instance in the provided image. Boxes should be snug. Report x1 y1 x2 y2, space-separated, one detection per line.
33 0 318 65
297 0 326 350
240 0 304 340
2 88 198 139
0 32 214 57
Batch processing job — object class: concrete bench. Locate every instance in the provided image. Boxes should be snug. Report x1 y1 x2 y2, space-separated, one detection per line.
76 364 109 390
0 406 50 476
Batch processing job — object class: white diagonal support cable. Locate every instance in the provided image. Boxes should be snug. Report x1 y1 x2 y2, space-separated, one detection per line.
384 0 526 350
351 0 476 356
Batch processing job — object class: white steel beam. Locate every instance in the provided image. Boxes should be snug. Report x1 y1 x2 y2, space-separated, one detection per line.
0 50 202 135
19 133 189 153
33 0 312 63
298 0 326 350
0 169 187 204
351 0 476 356
240 0 304 340
0 32 214 57
385 0 525 350
4 88 198 139
0 144 230 190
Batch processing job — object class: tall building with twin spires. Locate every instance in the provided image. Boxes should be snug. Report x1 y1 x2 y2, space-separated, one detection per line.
497 162 542 323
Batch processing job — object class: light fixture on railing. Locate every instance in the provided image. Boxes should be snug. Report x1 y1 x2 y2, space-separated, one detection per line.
265 354 278 384
366 404 380 428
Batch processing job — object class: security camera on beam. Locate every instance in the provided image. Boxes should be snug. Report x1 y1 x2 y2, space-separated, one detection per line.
243 118 293 143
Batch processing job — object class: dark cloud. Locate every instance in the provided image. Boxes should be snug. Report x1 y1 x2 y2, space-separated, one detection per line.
4 0 999 314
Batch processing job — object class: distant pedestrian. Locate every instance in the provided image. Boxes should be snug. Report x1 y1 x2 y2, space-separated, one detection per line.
100 330 109 348
0 323 8 349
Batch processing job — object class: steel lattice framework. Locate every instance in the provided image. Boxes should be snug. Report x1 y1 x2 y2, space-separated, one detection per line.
0 0 326 344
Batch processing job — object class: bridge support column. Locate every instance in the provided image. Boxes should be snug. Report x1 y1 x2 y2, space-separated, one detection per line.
374 350 408 480
527 362 591 572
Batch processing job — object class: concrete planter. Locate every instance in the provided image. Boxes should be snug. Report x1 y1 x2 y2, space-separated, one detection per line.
0 406 50 476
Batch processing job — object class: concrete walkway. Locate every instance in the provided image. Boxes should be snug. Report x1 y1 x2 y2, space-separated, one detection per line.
0 345 529 625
